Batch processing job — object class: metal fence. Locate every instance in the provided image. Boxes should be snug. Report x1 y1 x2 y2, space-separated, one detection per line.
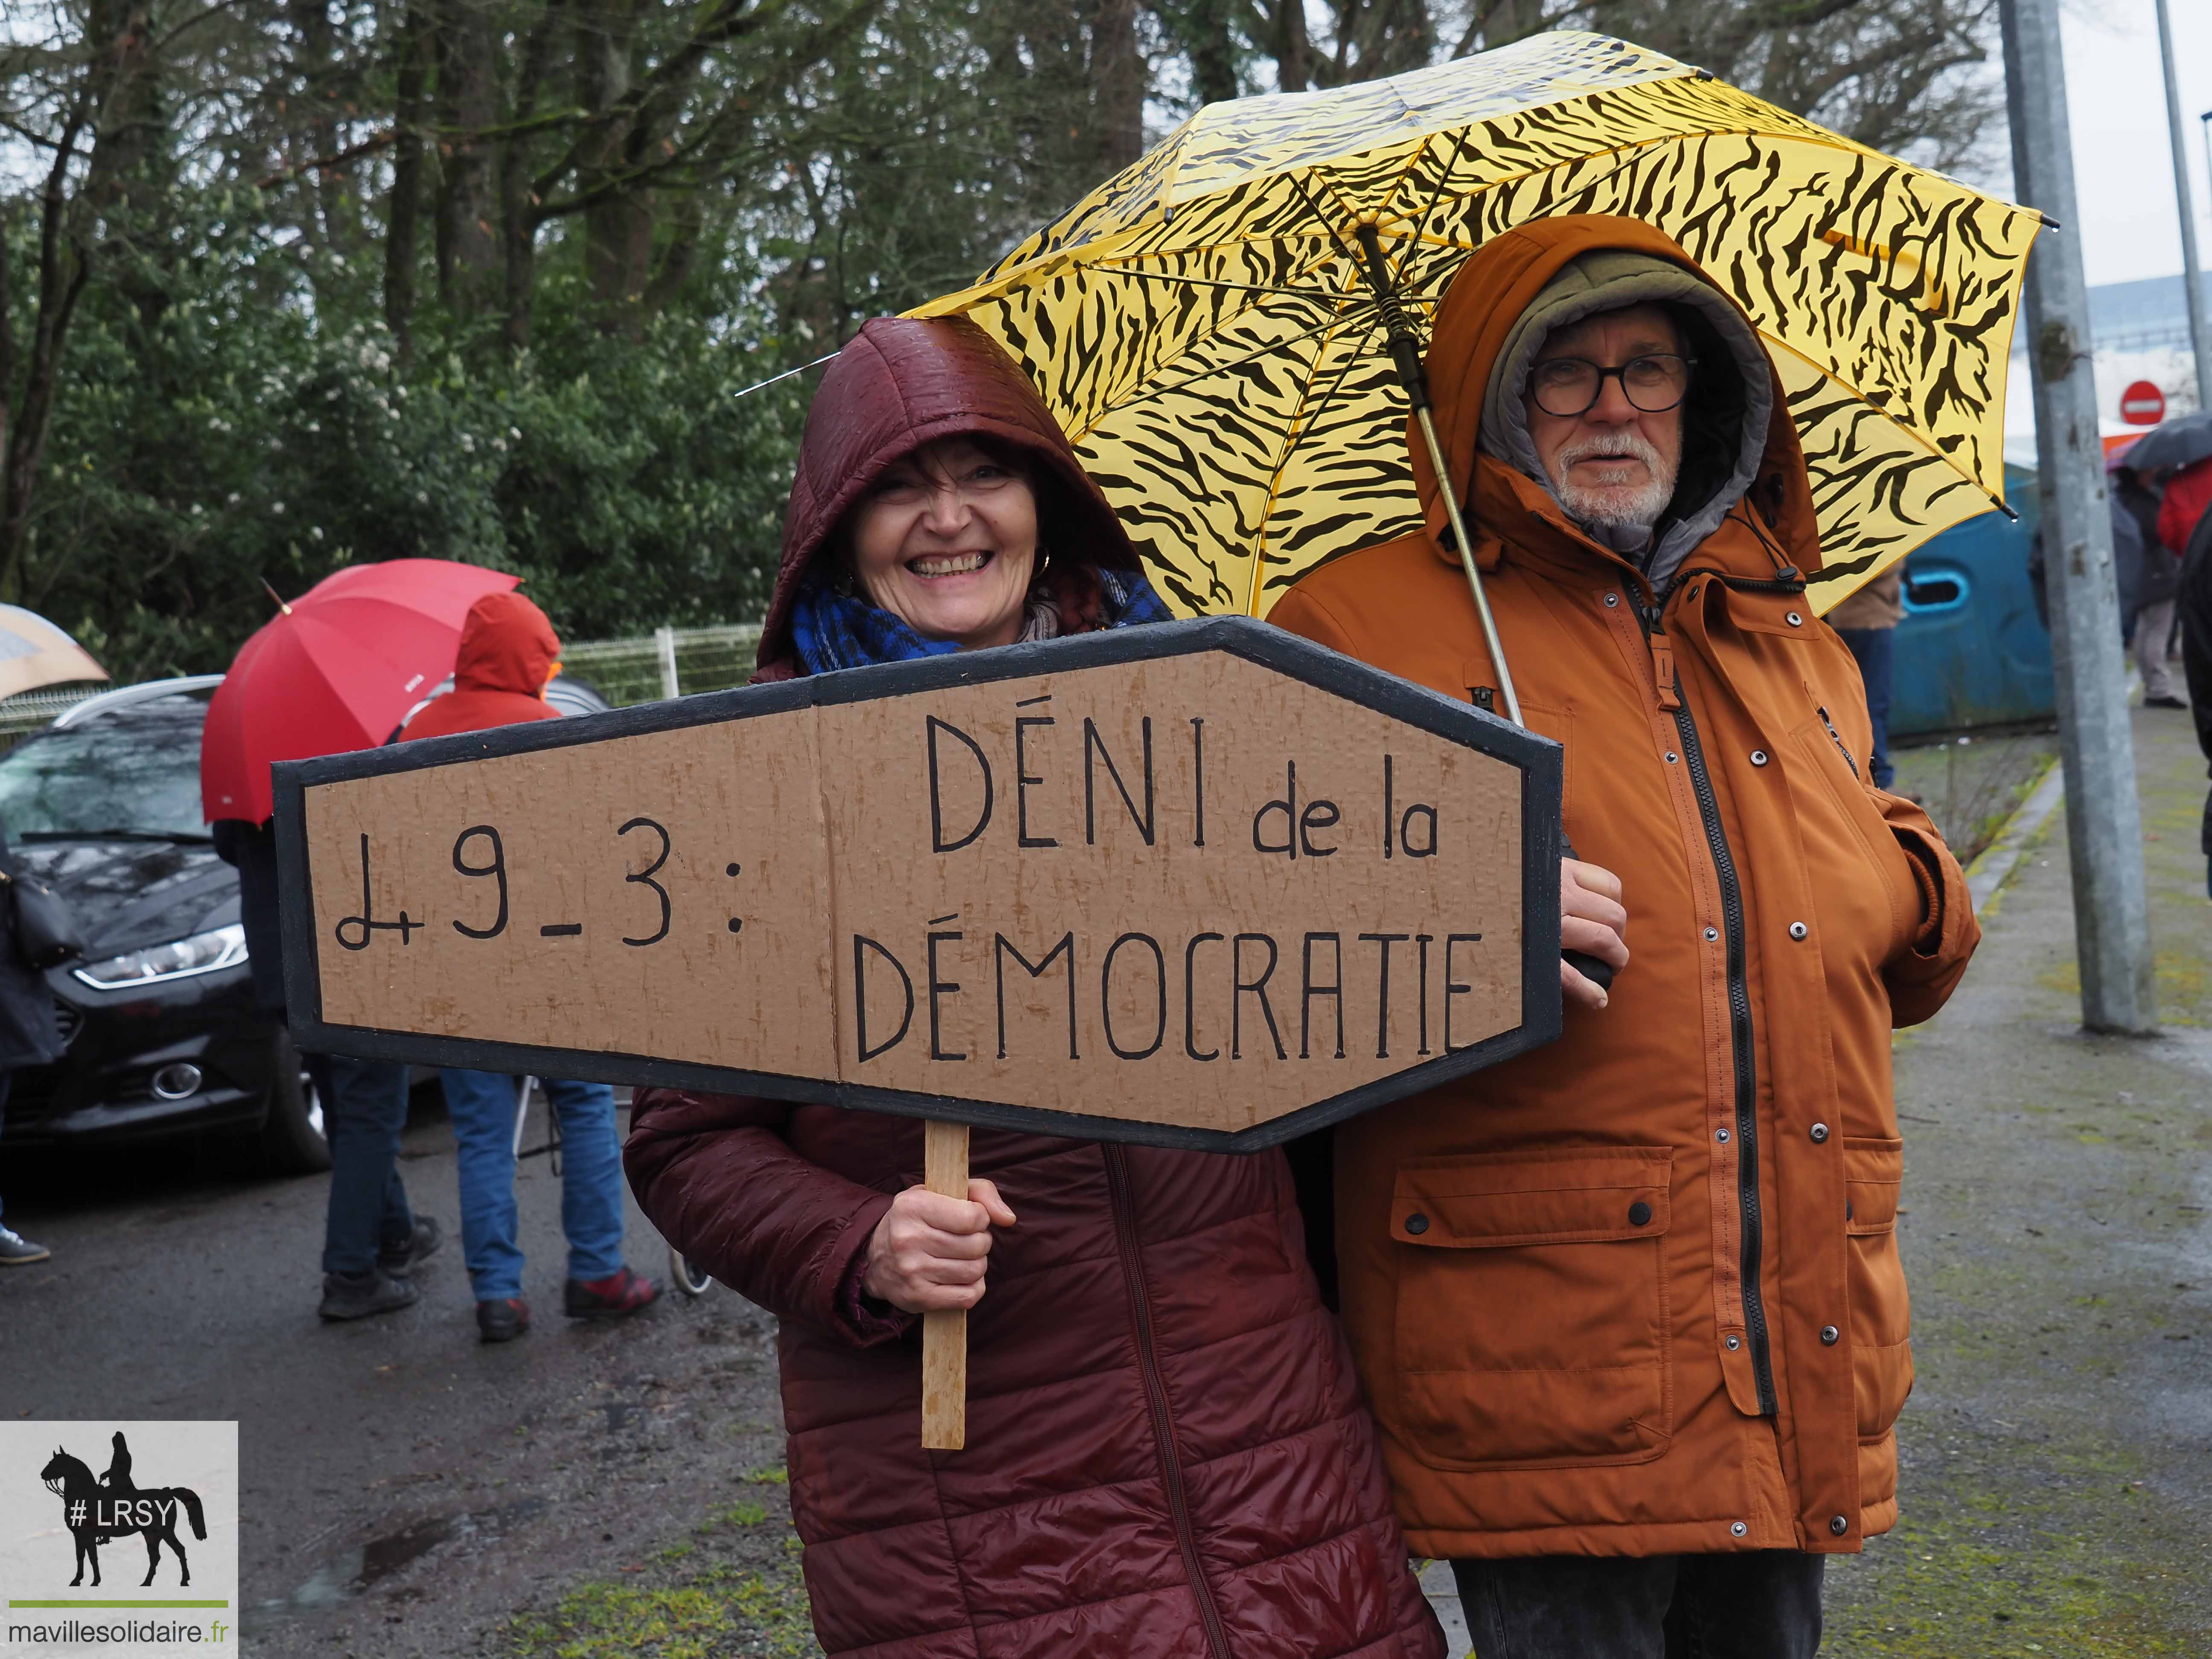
0 623 768 744
561 624 764 707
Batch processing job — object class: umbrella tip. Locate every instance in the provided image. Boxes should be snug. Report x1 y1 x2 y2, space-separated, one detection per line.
260 577 294 617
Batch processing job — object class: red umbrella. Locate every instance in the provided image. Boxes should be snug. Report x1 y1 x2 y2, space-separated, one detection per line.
201 559 523 824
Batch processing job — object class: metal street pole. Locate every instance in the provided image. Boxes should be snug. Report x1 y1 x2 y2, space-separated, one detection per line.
2000 0 2158 1033
2154 0 2212 410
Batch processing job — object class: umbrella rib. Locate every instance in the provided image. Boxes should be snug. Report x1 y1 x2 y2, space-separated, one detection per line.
1399 130 1470 257
1055 268 1356 306
1399 125 2042 260
1394 134 1687 253
1245 306 1381 615
1750 322 2002 500
1061 264 1433 311
1070 305 1376 430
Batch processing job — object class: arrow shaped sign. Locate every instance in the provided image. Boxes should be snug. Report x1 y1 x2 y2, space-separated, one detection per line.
275 617 1562 1153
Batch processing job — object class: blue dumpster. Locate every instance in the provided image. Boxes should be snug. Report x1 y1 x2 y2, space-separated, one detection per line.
1886 464 2052 738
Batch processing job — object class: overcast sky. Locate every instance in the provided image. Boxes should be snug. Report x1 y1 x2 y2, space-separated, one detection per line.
2002 0 2212 290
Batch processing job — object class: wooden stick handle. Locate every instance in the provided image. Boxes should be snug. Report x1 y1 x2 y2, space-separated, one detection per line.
920 1120 969 1452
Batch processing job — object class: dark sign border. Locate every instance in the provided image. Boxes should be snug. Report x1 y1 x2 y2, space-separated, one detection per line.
274 616 1562 1153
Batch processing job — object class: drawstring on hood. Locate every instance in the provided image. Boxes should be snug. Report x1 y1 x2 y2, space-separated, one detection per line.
1476 249 1774 592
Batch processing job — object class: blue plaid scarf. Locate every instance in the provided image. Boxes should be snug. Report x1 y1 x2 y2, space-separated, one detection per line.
788 563 1170 674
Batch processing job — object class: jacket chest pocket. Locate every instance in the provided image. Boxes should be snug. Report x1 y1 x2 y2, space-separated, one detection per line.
1467 658 1573 821
1388 1147 1674 1471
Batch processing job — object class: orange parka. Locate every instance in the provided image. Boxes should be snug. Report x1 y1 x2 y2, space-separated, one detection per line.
1268 215 1980 1562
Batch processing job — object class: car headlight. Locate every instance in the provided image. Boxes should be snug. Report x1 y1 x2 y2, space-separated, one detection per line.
72 924 249 989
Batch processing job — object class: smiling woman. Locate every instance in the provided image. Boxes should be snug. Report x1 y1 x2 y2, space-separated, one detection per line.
845 438 1041 650
624 315 1445 1659
755 316 1168 682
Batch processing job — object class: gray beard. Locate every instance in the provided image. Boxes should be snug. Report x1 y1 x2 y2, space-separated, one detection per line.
1549 433 1676 532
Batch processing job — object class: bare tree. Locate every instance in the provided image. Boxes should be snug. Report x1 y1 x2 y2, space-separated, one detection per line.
0 0 169 594
1217 0 1999 170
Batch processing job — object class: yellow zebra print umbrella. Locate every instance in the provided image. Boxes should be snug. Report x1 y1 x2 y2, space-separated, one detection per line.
914 30 2042 619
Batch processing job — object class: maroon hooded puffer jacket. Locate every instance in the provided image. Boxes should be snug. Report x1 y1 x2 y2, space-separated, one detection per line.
626 316 1443 1659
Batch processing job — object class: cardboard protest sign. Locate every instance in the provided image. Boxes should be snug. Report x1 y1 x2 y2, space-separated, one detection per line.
274 617 1563 1153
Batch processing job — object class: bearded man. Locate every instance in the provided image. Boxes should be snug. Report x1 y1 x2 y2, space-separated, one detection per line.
1270 215 1981 1656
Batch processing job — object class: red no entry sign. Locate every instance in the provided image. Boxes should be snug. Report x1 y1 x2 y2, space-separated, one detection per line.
2120 380 2165 426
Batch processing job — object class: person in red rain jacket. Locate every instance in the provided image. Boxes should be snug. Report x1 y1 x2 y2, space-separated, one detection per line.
399 590 660 1341
623 316 1445 1659
2159 454 2212 565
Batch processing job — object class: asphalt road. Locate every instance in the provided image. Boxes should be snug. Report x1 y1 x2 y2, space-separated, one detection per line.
1 1092 813 1658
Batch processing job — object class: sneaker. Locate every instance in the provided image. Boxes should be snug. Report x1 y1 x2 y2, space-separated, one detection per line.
477 1298 530 1343
2145 694 2188 710
564 1266 661 1320
0 1226 52 1266
317 1269 420 1321
378 1216 443 1278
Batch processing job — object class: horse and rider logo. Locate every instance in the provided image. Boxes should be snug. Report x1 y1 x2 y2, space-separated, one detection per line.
37 1431 208 1587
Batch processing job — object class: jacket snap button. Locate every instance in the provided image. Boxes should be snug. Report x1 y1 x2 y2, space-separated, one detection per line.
1716 1127 1730 1143
1789 922 1808 940
1604 592 1620 607
1725 1334 1741 1351
1786 611 1804 627
1830 1515 1850 1536
1665 751 1679 763
1810 1122 1830 1143
1751 749 1770 766
1730 1521 1748 1537
1821 1324 1840 1345
1404 1213 1429 1235
1704 926 1719 942
1628 1200 1653 1227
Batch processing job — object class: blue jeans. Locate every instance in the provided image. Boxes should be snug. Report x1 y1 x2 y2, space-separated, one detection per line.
1834 624 1896 790
320 1054 416 1277
1452 1551 1824 1658
439 1070 626 1301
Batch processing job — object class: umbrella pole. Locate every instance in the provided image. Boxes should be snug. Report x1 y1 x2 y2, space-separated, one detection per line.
1354 224 1522 728
1413 407 1522 729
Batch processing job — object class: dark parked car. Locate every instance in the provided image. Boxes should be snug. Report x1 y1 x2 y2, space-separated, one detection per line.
0 669 614 1174
0 676 329 1171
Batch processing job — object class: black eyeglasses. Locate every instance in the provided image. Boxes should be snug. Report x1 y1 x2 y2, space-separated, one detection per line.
1528 353 1697 418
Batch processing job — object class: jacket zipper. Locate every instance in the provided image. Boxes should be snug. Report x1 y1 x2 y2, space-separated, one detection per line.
1642 596 1778 1417
1817 706 1860 779
1103 1145 1234 1659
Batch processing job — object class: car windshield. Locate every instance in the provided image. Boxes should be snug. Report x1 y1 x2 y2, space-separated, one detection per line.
0 694 212 841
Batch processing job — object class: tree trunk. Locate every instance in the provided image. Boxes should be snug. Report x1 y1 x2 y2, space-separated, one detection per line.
498 4 564 353
384 0 431 360
1269 0 1314 92
1091 0 1145 174
573 0 658 333
433 0 502 318
0 0 149 598
82 0 164 326
640 192 704 317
